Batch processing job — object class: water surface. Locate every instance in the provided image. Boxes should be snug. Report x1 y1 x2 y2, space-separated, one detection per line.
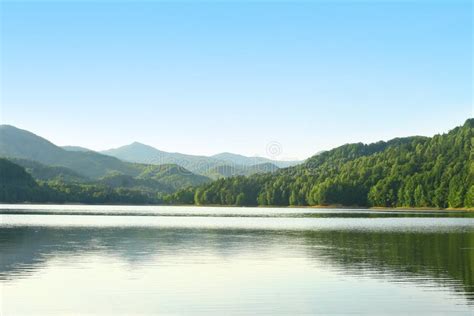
1 205 473 315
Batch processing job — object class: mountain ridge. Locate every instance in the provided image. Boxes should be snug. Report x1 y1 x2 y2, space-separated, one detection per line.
168 119 473 208
101 142 301 176
0 125 211 190
1 119 472 207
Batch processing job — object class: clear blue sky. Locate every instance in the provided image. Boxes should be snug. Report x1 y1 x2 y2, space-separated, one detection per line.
1 1 472 160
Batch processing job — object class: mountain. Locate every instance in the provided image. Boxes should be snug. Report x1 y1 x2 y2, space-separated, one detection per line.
1 125 68 163
169 119 473 209
204 162 280 179
0 158 41 202
2 120 472 207
101 142 301 176
61 146 92 152
0 156 207 204
98 173 173 193
8 158 90 183
0 158 160 204
0 125 141 179
102 142 167 164
95 165 210 194
211 152 299 168
101 142 222 174
0 125 211 191
204 164 246 179
137 164 211 190
246 162 280 175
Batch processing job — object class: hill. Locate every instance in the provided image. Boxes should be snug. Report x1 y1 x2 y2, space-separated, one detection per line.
61 146 92 152
101 142 300 176
204 164 246 179
97 173 173 193
168 119 473 209
102 142 221 173
137 164 211 190
0 126 211 191
3 120 472 207
0 125 142 179
0 158 42 202
9 158 90 183
246 162 280 175
211 152 299 168
0 158 162 204
202 162 280 179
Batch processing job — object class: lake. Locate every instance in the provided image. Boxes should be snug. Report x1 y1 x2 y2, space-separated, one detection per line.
0 205 473 315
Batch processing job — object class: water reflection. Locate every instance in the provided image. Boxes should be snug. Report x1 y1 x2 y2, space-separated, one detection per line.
1 225 473 299
1 209 473 315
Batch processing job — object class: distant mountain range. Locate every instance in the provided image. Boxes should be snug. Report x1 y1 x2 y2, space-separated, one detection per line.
210 152 298 168
0 125 210 193
0 125 300 196
205 162 279 179
1 120 471 208
181 119 473 209
61 145 91 152
101 142 301 177
0 125 143 179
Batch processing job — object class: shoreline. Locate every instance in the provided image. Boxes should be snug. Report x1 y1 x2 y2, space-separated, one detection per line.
1 202 473 212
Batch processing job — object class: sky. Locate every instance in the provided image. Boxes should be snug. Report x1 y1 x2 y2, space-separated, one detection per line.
0 1 472 160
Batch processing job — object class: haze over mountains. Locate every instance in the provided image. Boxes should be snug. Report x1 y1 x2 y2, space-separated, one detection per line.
61 146 92 152
0 125 300 182
166 118 472 209
0 119 472 208
101 142 300 176
0 125 212 195
0 125 146 179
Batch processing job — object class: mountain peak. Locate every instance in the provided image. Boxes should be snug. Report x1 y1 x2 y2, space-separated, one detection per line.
104 141 162 153
130 141 148 146
212 152 247 159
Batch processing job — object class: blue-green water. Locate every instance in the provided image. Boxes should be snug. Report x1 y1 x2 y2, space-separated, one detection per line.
1 205 473 315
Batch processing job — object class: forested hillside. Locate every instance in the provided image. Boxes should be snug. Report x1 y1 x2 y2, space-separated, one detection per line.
1 120 472 207
101 142 298 177
0 158 42 202
0 125 211 193
203 162 279 179
0 125 288 182
0 158 162 204
0 125 143 178
9 158 90 183
168 119 473 208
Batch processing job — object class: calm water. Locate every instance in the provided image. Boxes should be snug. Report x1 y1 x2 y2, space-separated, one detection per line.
1 205 473 315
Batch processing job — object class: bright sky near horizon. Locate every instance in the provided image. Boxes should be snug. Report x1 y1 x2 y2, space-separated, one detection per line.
0 1 472 160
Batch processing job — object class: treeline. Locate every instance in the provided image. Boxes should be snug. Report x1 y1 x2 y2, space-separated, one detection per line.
0 158 161 204
167 119 473 209
2 119 472 208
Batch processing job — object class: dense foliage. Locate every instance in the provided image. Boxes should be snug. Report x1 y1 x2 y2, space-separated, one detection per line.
204 162 279 179
10 158 90 183
0 125 211 188
0 158 161 204
0 158 43 202
168 119 473 209
3 157 209 196
43 181 161 204
137 164 211 189
102 142 299 176
1 120 472 208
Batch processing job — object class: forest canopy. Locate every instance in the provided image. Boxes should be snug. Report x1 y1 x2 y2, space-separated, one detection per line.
168 119 473 209
1 119 472 208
